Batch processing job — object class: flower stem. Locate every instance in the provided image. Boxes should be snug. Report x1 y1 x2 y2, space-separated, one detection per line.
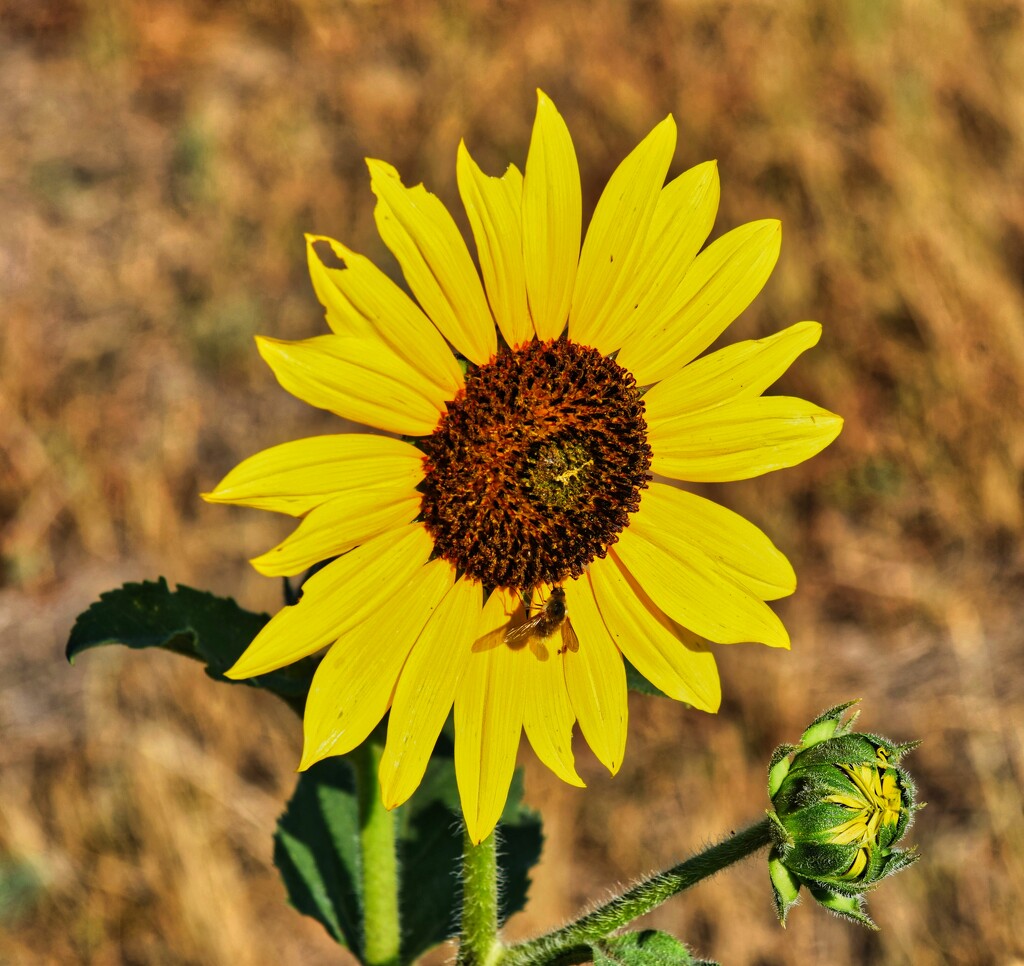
355 741 401 966
458 828 503 966
501 818 774 966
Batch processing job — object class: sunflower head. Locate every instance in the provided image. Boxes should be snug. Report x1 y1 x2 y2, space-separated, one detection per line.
419 338 652 591
203 90 843 843
767 702 922 929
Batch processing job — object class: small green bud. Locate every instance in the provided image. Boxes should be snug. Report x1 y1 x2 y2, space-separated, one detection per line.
766 701 921 929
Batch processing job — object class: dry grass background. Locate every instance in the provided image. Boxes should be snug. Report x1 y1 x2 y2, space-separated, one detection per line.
1 0 1023 963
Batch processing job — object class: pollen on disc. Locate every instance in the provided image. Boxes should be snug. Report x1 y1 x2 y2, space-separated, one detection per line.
419 340 651 590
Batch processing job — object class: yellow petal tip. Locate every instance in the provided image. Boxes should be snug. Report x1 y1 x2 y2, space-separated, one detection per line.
463 818 494 847
771 628 792 650
223 659 253 681
656 113 677 136
225 645 289 682
248 552 280 578
564 771 587 789
254 334 279 358
366 157 399 181
814 410 845 446
534 89 563 119
796 320 823 343
298 744 328 772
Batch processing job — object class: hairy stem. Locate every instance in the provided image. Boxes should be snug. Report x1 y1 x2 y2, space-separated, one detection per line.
502 818 774 966
355 741 401 966
458 828 503 966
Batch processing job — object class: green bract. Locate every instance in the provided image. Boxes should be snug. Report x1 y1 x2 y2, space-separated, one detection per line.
766 701 920 929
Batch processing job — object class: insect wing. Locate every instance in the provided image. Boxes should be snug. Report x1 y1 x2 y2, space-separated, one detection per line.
558 618 580 654
504 613 546 646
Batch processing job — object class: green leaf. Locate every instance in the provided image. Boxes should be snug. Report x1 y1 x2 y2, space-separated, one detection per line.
800 700 860 747
273 758 364 953
592 930 716 966
65 578 318 713
806 882 877 930
274 753 543 963
496 769 544 924
395 756 462 960
768 853 801 925
624 658 668 698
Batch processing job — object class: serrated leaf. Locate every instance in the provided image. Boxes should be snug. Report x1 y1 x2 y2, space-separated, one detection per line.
273 758 364 952
65 578 318 713
495 769 544 924
274 753 543 963
592 930 716 966
396 756 462 959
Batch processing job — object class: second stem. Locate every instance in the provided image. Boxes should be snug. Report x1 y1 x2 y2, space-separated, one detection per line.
356 741 401 966
458 828 502 966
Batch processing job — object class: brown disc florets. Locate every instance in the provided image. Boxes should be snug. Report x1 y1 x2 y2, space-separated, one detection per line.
419 339 652 590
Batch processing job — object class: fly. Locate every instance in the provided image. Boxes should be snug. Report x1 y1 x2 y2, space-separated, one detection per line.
504 586 580 655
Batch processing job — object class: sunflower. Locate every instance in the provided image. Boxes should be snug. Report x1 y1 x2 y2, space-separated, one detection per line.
204 91 842 844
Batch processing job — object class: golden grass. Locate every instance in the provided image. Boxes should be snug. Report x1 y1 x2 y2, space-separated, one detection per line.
2 0 1023 962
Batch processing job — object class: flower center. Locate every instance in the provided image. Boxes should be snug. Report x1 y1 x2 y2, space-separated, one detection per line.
419 339 651 590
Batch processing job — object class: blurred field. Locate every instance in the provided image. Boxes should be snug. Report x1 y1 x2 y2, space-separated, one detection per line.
2 0 1023 963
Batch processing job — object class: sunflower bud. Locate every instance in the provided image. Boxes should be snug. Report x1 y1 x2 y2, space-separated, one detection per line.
766 701 921 929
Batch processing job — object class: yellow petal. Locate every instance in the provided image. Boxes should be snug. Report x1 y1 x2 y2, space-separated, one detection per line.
250 491 421 577
522 90 581 341
632 483 795 601
617 220 782 385
380 576 483 809
300 558 455 768
227 524 433 679
520 583 584 786
589 554 721 711
620 160 720 337
562 575 628 774
614 528 790 648
455 589 527 844
202 434 425 517
307 233 363 335
568 115 676 353
299 557 452 770
256 334 444 437
645 322 822 423
305 234 463 398
368 159 497 366
456 145 532 348
649 396 844 482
